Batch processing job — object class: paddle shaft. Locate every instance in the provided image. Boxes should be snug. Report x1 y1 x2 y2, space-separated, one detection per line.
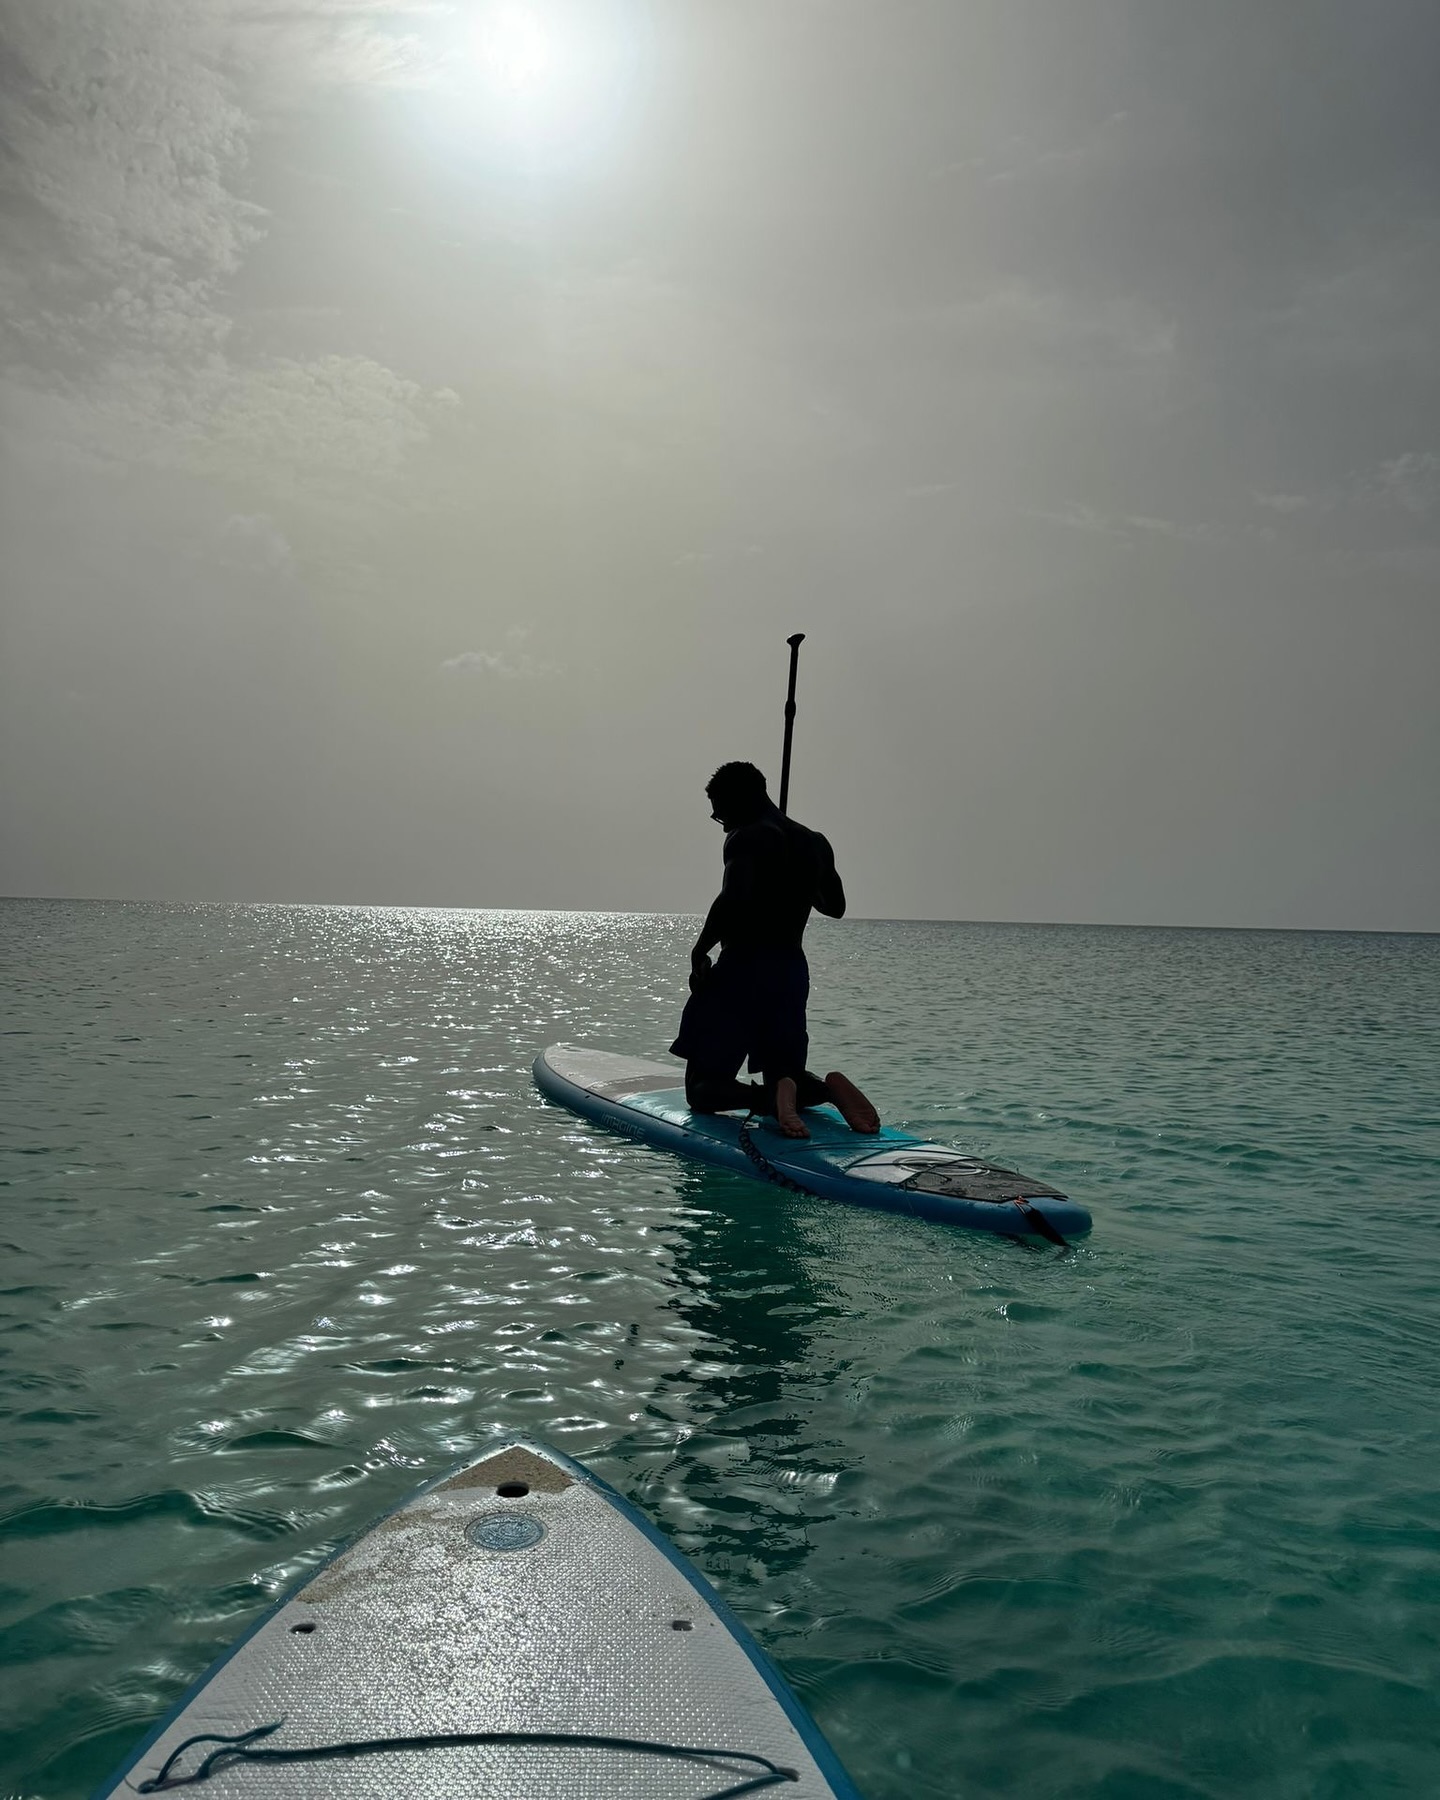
777 633 805 815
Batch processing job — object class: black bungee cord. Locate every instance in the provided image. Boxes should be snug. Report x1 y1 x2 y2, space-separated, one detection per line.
137 1719 799 1799
740 1108 1070 1248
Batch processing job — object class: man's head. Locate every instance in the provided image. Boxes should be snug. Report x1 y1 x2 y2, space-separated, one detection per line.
705 761 769 828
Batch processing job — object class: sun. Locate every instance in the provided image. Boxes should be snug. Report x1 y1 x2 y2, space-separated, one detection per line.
447 1 646 169
474 5 553 96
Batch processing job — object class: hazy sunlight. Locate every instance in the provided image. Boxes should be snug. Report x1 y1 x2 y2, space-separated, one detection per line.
452 0 646 168
473 4 552 95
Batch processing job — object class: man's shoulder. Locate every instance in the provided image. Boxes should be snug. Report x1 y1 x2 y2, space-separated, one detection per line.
726 816 786 855
783 815 833 857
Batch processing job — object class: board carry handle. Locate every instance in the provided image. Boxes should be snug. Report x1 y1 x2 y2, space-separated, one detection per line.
778 632 805 815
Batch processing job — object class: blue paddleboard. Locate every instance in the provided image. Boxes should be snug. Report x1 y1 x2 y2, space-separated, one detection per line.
534 1045 1091 1241
95 1437 860 1799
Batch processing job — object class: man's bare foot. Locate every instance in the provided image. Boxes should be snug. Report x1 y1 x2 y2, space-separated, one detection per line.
773 1076 811 1139
825 1071 880 1133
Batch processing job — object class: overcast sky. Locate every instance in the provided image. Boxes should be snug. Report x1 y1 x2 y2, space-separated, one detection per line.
2 0 1437 929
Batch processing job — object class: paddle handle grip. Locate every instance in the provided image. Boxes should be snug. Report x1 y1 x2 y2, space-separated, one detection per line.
778 633 805 815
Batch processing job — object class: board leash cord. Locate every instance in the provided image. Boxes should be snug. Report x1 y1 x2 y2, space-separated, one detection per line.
740 1112 1071 1248
138 1720 800 1799
738 1112 818 1198
1010 1194 1071 1249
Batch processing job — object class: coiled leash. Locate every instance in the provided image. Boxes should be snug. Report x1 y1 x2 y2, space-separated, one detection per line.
737 1110 816 1197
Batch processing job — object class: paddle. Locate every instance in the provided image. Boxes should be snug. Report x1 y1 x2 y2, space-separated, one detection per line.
777 632 805 816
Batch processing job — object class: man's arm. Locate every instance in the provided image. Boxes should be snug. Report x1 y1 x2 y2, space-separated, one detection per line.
693 892 727 961
690 827 762 981
811 832 846 918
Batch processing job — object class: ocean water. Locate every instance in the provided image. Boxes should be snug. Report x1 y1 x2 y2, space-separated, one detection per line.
2 900 1438 1800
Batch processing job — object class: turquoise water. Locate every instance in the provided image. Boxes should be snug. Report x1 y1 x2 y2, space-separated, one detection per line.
3 901 1438 1799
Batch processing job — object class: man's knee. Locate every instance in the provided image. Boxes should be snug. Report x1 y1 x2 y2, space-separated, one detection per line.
686 1066 756 1114
685 1068 727 1113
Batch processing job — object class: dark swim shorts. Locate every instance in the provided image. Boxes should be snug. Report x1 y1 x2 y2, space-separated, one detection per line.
670 946 810 1086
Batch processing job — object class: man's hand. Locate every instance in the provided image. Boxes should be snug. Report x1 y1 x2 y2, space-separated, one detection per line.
688 947 714 995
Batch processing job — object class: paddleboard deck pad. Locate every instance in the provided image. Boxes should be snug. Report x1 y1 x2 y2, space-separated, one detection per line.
96 1439 860 1800
536 1044 1091 1242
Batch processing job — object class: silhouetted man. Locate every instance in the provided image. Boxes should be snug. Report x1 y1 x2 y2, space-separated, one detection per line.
671 760 880 1140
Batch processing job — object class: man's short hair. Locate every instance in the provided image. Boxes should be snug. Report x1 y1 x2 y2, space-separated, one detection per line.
706 761 768 811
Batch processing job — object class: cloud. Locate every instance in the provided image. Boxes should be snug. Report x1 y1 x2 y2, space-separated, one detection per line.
221 512 296 579
441 628 561 681
1247 453 1440 529
199 356 457 494
1123 513 1231 546
234 0 440 96
973 112 1133 189
0 1 256 368
901 480 962 501
913 284 1177 370
1252 492 1312 514
1367 451 1440 516
1023 502 1236 549
1026 502 1117 538
673 544 763 567
0 0 457 501
1273 227 1440 376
